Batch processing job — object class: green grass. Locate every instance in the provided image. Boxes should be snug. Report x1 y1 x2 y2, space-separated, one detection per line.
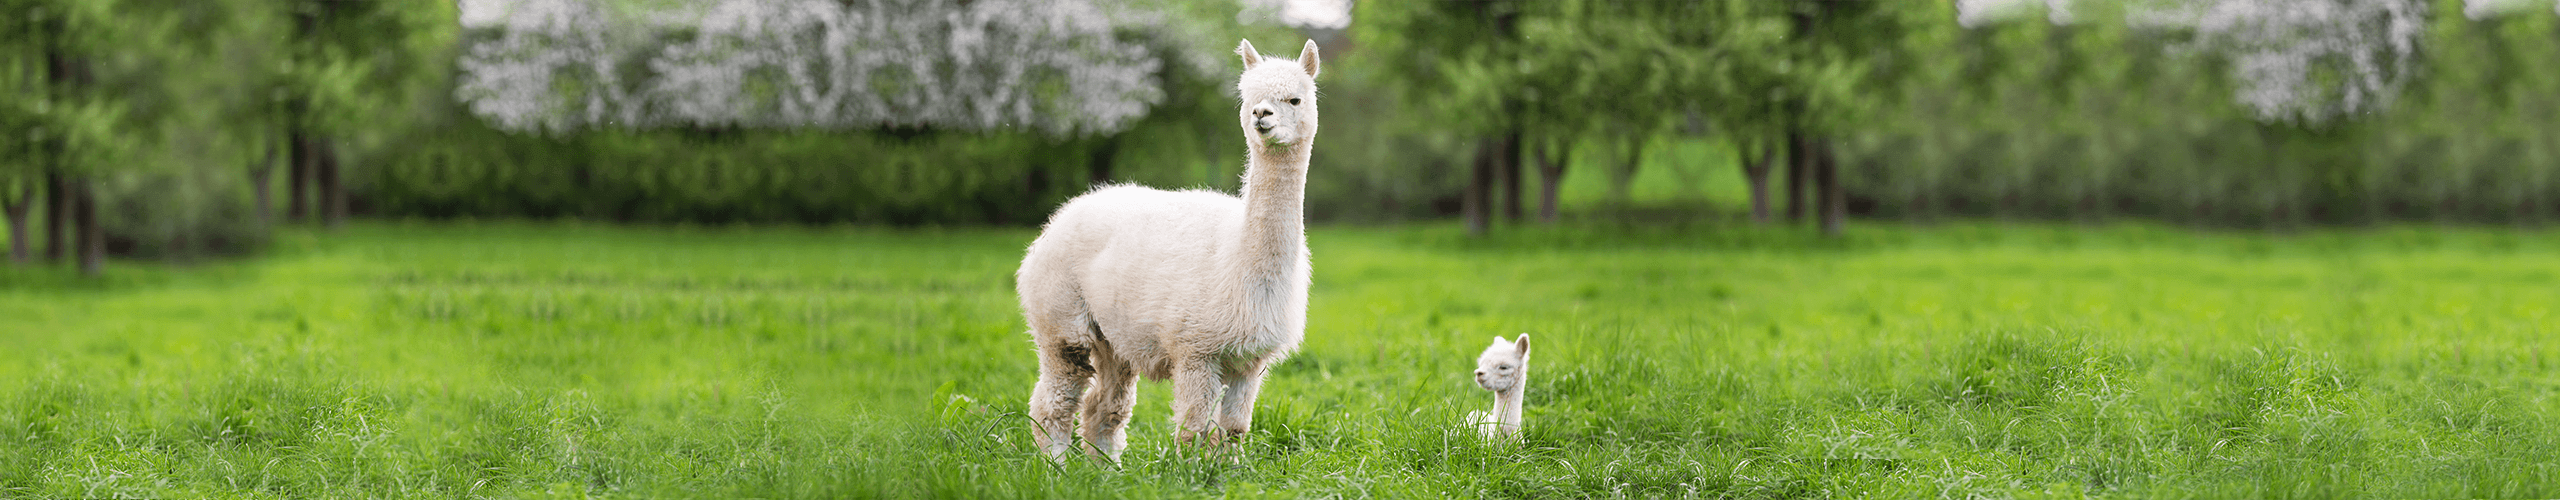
6 221 2560 498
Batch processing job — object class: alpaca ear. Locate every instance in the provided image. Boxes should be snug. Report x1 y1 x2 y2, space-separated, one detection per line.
1514 334 1530 356
1236 39 1263 69
1297 40 1321 78
1491 335 1509 347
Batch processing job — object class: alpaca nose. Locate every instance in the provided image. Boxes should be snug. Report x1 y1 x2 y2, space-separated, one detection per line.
1252 106 1273 118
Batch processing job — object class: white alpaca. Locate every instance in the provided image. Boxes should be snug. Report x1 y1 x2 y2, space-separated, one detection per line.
1016 39 1322 462
1468 334 1530 440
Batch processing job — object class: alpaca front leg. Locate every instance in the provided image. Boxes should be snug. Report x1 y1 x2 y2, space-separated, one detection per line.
1028 342 1096 462
1169 357 1226 448
1217 359 1269 438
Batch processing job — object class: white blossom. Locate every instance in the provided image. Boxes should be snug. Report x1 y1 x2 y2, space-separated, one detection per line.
2457 0 2548 19
2133 0 2427 124
1237 0 1351 30
458 0 1166 137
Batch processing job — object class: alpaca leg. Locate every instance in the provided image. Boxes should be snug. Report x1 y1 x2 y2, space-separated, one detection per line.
1027 338 1095 462
1077 341 1138 461
1216 358 1269 438
1169 355 1226 448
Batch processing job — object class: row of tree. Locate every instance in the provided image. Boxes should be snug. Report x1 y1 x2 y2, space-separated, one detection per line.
1357 0 1906 236
1839 0 2560 224
1352 0 2554 233
14 0 2551 264
0 0 448 274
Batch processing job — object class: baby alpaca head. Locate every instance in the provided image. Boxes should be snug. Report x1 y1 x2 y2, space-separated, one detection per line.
1234 39 1320 151
1473 334 1530 393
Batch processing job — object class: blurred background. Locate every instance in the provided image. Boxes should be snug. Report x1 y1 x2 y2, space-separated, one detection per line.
3 0 2556 273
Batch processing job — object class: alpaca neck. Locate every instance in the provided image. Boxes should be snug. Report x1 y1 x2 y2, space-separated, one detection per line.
1235 144 1309 284
1492 384 1523 432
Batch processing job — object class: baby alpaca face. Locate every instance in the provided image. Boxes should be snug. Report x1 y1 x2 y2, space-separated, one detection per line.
1473 335 1530 393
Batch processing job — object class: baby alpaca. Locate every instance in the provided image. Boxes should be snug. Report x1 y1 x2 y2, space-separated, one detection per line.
1467 334 1531 439
1015 39 1324 463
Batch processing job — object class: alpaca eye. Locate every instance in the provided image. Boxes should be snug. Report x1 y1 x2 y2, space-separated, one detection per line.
1288 97 1300 105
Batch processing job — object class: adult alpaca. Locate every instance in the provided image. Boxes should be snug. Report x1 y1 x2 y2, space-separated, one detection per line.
1015 39 1321 462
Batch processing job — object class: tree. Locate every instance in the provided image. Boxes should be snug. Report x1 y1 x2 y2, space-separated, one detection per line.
2130 0 2426 125
459 0 1166 136
1357 0 1530 235
1683 2 1794 224
0 41 37 263
277 0 448 229
1513 0 1710 224
456 0 1176 199
0 0 130 275
1769 0 1908 235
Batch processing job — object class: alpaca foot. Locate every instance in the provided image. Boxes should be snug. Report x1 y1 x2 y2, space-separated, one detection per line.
1077 438 1126 465
1177 427 1226 447
1174 428 1245 462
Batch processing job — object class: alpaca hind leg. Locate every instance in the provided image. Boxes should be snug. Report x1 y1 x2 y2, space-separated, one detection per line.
1027 337 1095 462
1169 354 1226 449
1077 340 1138 461
1216 358 1269 439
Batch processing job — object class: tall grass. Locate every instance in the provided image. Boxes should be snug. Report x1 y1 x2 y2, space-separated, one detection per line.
4 221 2557 498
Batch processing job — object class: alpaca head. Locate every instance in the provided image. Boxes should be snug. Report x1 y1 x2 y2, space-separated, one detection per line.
1234 39 1320 152
1473 334 1530 393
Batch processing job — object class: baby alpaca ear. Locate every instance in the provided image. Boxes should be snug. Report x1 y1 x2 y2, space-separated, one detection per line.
1236 39 1263 69
1490 335 1509 346
1298 40 1321 78
1514 334 1530 356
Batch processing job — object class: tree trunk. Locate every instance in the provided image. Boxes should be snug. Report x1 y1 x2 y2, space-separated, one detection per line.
1495 130 1515 223
74 177 101 276
1784 131 1808 222
1742 139 1775 225
252 137 277 225
4 182 29 264
1466 137 1494 236
44 172 66 262
1534 137 1571 224
320 138 346 229
1086 136 1119 188
1817 137 1844 237
288 129 311 222
1606 134 1648 205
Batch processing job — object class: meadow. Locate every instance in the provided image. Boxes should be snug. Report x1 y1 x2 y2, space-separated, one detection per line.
5 221 2560 499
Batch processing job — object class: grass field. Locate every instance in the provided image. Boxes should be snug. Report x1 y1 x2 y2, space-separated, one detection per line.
6 221 2560 498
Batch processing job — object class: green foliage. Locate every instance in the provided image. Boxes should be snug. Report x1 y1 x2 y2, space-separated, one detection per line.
1355 0 1727 139
280 0 455 136
370 125 1088 224
0 0 137 178
8 222 2560 497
